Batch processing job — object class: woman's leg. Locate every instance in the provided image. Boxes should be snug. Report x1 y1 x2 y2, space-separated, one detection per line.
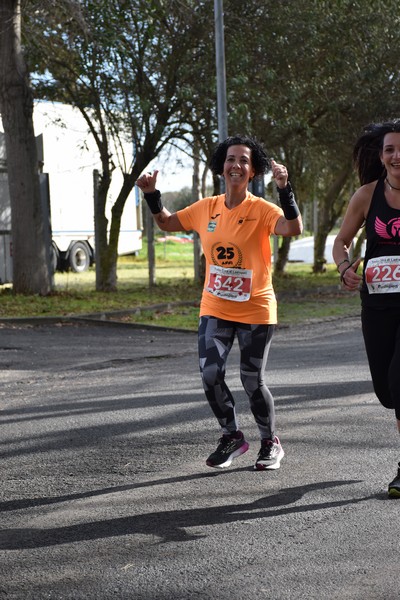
362 306 400 496
361 306 400 412
198 316 237 435
236 323 275 440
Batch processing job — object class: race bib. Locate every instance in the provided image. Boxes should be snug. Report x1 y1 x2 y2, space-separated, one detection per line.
206 265 252 302
365 256 400 294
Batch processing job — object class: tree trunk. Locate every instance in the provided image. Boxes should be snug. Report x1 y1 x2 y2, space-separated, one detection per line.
274 236 291 274
353 227 365 260
0 0 52 294
313 162 353 273
313 231 329 273
93 168 118 291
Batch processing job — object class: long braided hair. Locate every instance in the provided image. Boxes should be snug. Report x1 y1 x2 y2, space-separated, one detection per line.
353 120 400 185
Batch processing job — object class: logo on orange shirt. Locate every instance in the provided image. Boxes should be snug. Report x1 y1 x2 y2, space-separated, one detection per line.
211 243 243 267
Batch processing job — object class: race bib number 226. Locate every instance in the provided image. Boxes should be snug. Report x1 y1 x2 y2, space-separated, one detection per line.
365 256 400 294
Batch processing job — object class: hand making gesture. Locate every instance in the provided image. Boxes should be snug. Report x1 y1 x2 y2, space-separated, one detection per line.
135 170 159 194
271 159 288 189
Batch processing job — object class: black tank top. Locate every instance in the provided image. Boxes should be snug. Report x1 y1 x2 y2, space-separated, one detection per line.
361 177 400 307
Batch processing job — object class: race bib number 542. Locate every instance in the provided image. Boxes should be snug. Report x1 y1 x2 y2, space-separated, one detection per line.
206 265 252 302
365 256 400 294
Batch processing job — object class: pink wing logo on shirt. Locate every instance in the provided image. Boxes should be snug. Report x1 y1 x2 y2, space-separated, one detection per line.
374 216 400 240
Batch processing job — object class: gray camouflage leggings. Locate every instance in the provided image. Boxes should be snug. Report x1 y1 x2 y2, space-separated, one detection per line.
198 315 275 440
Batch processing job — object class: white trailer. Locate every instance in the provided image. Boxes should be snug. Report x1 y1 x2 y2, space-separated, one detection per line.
0 101 142 282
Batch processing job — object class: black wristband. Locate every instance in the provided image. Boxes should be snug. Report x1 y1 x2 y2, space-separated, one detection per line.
277 182 300 220
143 190 164 214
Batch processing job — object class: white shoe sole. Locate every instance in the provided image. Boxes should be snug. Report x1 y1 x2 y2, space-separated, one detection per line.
206 442 250 469
254 447 284 471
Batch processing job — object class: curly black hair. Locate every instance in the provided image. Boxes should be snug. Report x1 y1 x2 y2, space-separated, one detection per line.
353 119 400 185
209 135 271 179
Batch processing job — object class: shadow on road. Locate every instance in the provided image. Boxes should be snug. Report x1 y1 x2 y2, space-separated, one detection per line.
0 478 381 550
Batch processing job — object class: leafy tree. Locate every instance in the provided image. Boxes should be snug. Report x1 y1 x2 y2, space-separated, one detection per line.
0 0 52 294
11 0 400 290
25 0 214 290
221 0 400 272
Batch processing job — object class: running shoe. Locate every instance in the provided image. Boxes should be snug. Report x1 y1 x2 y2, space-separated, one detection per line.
254 436 284 470
388 463 400 498
206 431 249 468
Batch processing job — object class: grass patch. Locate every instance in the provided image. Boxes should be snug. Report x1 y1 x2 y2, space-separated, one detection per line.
277 291 360 326
0 238 361 328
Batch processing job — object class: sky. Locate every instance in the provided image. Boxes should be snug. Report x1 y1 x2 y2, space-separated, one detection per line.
144 144 209 193
1 99 203 194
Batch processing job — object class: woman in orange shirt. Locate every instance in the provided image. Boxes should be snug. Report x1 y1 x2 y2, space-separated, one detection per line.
136 136 302 470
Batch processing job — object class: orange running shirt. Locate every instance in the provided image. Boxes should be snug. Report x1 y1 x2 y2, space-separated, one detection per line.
177 192 283 324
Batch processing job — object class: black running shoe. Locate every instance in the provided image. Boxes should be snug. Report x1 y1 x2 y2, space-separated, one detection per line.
388 463 400 498
254 436 284 470
206 431 249 468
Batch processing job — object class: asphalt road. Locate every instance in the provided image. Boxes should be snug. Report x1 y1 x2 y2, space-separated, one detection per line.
0 315 399 600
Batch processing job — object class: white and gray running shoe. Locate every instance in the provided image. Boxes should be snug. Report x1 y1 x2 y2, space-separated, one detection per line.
254 436 284 470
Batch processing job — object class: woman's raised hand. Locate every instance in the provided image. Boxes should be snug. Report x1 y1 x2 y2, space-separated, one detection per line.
135 170 159 193
271 159 288 189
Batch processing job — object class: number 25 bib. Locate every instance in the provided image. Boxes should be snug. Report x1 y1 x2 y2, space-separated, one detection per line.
206 265 252 302
365 256 400 294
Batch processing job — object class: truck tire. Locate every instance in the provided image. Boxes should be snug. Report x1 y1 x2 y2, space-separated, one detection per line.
50 242 60 273
68 241 91 273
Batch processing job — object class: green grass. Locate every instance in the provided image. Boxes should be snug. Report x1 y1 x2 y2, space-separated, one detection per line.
0 238 361 329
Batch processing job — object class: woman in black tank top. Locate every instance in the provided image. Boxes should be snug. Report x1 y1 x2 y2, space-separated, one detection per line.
333 120 400 498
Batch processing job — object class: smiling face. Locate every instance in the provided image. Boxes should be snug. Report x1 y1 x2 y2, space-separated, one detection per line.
223 145 255 188
381 132 400 180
